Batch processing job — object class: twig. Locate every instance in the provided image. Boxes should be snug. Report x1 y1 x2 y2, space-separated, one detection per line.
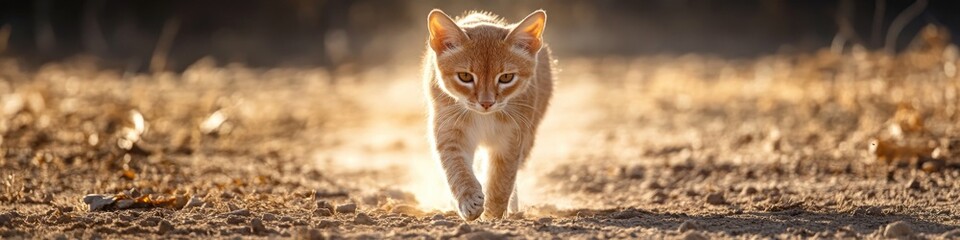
871 0 885 47
884 0 928 54
0 24 10 54
150 18 181 73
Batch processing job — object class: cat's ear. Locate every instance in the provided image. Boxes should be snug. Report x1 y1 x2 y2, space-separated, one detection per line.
506 10 547 55
428 9 468 55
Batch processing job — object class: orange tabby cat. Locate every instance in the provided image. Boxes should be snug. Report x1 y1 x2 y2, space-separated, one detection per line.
422 9 553 220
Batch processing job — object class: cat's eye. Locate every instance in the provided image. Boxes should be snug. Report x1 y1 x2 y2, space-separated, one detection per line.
457 72 474 83
498 73 515 84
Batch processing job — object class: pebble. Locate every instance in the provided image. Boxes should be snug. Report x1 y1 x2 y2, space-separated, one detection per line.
679 231 708 240
336 203 357 214
262 213 277 221
139 217 161 227
226 216 245 224
883 221 914 238
354 213 375 225
316 201 334 212
536 217 553 224
624 165 645 179
116 199 135 209
644 181 663 189
612 209 641 219
228 209 252 216
740 186 758 195
677 220 699 232
158 220 175 234
941 229 960 238
705 193 726 205
0 212 18 225
227 203 241 212
315 208 333 217
82 194 116 211
432 220 457 227
251 219 267 233
317 219 340 228
292 227 324 240
922 160 943 173
431 214 445 221
184 196 204 209
456 224 473 235
907 179 922 191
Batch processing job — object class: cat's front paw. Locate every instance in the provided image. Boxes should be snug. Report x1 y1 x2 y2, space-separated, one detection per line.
456 188 485 221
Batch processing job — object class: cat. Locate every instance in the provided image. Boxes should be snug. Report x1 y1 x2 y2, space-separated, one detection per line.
422 9 554 221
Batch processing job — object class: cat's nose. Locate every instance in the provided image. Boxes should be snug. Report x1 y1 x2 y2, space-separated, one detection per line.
479 101 494 110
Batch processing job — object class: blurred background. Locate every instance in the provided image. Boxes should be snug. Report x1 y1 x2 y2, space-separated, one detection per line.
0 0 958 71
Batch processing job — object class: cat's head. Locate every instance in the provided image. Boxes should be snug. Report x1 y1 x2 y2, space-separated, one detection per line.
427 9 546 114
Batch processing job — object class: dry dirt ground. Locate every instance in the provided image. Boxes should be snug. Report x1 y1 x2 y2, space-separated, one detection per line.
2 44 960 239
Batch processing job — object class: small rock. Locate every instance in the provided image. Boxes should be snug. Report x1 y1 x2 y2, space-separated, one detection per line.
228 209 251 217
226 216 245 224
883 221 914 238
624 165 645 179
139 217 161 227
612 209 641 219
315 190 349 198
227 203 241 212
644 181 663 189
126 188 142 198
536 217 553 224
317 219 340 228
315 208 333 217
183 196 204 209
679 231 708 240
922 160 943 173
336 203 357 214
353 213 375 225
57 206 75 213
940 229 960 238
82 194 116 211
0 212 19 225
292 227 324 240
116 199 135 209
280 216 295 222
262 213 277 221
462 230 506 240
432 220 457 227
907 179 922 191
456 224 473 235
158 220 175 234
251 218 267 233
740 186 758 195
705 193 726 205
316 201 334 212
678 220 699 233
431 214 445 221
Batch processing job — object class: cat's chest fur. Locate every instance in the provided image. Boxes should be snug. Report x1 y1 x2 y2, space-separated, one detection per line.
465 112 518 149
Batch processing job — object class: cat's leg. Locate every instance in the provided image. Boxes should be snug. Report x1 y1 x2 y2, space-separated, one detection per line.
432 113 484 220
481 133 532 220
508 184 519 215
